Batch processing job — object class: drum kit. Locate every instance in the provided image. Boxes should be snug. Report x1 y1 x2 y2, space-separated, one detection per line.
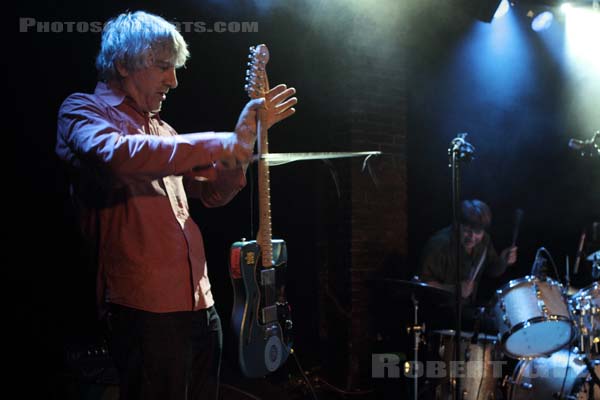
384 250 600 400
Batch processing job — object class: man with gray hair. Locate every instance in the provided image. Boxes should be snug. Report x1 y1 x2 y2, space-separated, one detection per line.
56 10 297 400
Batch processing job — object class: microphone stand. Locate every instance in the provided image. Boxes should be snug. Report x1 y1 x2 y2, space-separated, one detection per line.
448 133 474 400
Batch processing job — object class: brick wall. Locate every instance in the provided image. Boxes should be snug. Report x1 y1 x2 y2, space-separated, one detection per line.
317 35 408 389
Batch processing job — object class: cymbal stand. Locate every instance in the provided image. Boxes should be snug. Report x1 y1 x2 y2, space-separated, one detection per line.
407 293 424 400
578 304 590 356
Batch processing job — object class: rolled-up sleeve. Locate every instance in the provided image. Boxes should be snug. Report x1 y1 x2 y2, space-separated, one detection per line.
56 94 228 184
184 165 247 207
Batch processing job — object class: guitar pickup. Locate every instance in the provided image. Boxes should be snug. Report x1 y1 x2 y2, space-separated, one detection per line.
261 268 276 285
262 305 278 324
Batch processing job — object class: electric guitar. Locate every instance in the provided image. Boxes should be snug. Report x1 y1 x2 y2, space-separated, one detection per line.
229 44 293 378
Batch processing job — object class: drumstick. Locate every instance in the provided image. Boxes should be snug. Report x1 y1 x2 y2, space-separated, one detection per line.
468 247 488 283
511 208 524 247
467 209 522 285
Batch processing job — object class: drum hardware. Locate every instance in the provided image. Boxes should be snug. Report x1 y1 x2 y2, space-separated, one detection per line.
582 355 600 389
570 281 600 357
408 292 425 400
375 277 454 400
502 375 533 391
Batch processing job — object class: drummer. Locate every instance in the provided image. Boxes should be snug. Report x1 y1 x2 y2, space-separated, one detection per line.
418 199 518 316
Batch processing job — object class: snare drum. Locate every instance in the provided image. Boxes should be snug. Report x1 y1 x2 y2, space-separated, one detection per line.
493 276 574 359
428 330 502 400
506 348 600 400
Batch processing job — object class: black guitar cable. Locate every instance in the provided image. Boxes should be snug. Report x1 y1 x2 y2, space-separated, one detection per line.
219 383 262 400
291 349 319 400
291 349 375 398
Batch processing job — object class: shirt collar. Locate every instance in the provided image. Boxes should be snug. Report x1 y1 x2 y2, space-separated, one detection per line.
94 81 126 107
94 81 162 121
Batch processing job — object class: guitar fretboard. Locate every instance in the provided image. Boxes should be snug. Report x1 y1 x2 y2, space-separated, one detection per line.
257 112 273 267
245 44 273 268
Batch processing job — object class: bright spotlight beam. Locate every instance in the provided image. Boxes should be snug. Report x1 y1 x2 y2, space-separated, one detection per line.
494 0 511 19
531 11 554 31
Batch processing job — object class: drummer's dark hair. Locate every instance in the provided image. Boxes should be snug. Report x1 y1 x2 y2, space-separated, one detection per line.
460 199 492 230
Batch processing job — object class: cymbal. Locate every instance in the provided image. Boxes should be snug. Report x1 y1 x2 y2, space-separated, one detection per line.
375 278 454 305
587 250 600 261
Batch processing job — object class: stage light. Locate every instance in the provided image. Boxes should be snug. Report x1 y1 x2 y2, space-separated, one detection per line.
494 0 511 19
531 10 554 31
471 0 504 23
560 3 574 13
565 5 600 69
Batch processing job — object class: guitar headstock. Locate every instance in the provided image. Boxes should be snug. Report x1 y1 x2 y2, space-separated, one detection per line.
245 44 270 99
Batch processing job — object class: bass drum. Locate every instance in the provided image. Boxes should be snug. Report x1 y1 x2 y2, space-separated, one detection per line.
427 329 502 400
506 348 600 400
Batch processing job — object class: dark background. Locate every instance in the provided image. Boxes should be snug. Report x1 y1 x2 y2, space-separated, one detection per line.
14 0 599 398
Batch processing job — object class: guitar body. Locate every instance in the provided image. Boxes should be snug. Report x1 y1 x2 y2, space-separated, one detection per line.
229 239 292 377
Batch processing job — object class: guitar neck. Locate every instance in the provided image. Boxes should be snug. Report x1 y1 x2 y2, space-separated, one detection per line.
257 109 274 267
245 43 274 267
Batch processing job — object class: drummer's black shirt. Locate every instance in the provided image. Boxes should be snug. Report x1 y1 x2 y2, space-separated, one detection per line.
419 225 507 304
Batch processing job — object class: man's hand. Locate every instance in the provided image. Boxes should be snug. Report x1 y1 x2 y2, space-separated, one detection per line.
264 84 297 129
223 84 297 169
500 245 518 266
225 98 265 169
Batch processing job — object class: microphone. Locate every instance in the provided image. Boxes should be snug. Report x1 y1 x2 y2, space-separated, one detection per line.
573 230 586 275
448 132 475 162
568 131 600 156
568 138 587 150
